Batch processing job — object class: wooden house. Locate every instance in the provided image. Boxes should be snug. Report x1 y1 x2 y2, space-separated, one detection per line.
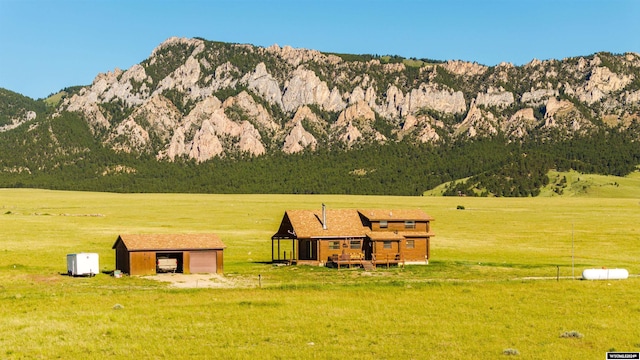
112 234 225 275
271 205 434 268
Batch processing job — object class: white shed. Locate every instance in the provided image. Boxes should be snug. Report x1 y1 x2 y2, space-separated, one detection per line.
67 253 99 276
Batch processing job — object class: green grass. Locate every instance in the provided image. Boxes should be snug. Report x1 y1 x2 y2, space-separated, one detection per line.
43 91 66 107
541 169 640 198
424 169 640 198
1 189 639 359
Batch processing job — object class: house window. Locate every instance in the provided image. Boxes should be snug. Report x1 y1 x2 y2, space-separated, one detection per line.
380 220 388 229
405 220 416 229
406 240 415 249
350 240 361 250
383 241 392 249
328 241 340 250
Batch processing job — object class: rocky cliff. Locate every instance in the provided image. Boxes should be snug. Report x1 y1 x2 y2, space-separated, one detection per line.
56 37 640 162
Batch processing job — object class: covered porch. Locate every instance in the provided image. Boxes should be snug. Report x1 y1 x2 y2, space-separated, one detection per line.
271 236 298 265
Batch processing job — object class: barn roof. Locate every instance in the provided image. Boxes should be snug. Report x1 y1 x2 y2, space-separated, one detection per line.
358 209 434 221
283 209 368 238
113 234 226 251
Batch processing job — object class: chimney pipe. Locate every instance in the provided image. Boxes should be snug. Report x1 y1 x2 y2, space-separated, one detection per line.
322 203 327 230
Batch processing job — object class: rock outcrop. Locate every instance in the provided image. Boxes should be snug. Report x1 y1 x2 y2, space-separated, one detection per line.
55 37 640 160
241 63 284 109
455 100 498 138
475 87 515 108
282 105 323 154
503 108 538 138
401 83 466 116
0 110 36 132
576 66 634 104
282 68 345 112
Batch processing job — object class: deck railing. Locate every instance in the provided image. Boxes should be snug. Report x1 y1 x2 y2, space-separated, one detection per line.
329 252 404 269
372 253 404 268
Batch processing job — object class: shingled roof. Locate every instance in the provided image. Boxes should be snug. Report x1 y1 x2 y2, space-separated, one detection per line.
273 208 434 240
283 209 368 238
358 209 434 221
113 234 226 251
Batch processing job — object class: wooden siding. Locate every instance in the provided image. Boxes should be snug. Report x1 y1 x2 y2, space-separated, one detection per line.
183 251 191 274
318 239 332 263
129 251 156 276
402 238 429 262
318 238 364 264
370 220 430 232
216 250 224 273
113 234 225 275
114 244 130 274
371 240 400 257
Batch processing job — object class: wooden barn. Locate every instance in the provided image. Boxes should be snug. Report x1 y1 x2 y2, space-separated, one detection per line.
112 234 225 276
271 205 434 268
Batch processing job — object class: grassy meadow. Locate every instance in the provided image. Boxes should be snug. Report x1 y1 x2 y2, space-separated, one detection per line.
1 188 639 359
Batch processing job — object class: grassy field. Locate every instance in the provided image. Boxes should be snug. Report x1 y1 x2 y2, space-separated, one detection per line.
1 189 639 359
425 169 640 199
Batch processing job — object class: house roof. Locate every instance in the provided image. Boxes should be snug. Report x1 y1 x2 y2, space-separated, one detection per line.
366 231 406 241
358 209 434 221
396 231 436 238
366 231 435 241
274 208 435 240
283 209 368 238
113 234 226 251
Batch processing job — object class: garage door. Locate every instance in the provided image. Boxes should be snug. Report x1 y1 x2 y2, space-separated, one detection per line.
189 251 217 273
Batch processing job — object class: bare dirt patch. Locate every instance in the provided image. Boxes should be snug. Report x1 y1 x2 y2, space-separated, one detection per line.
145 273 252 289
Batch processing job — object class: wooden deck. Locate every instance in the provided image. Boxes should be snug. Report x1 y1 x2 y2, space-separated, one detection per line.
329 253 404 269
330 253 366 269
372 253 405 268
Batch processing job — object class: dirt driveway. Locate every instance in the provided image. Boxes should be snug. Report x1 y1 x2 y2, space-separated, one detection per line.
145 273 251 288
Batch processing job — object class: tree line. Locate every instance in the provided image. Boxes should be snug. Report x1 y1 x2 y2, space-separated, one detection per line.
0 112 638 196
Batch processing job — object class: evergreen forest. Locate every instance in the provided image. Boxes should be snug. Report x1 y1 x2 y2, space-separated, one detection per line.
0 110 638 196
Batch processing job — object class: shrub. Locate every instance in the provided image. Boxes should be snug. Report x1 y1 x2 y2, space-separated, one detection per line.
502 348 520 356
560 331 583 339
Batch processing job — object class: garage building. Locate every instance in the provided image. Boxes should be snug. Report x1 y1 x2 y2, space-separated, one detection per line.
113 234 225 275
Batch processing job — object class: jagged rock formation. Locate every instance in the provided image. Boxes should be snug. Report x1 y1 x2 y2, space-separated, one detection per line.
455 100 498 138
333 100 384 146
503 108 538 138
51 36 640 161
399 114 441 143
282 105 322 154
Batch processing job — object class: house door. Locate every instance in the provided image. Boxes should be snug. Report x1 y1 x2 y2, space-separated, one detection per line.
298 240 317 260
364 239 373 260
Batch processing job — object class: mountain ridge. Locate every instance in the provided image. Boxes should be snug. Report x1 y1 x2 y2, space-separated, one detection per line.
54 37 640 162
1 37 639 196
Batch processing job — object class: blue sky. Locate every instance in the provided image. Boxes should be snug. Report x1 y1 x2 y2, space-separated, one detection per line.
1 0 639 99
